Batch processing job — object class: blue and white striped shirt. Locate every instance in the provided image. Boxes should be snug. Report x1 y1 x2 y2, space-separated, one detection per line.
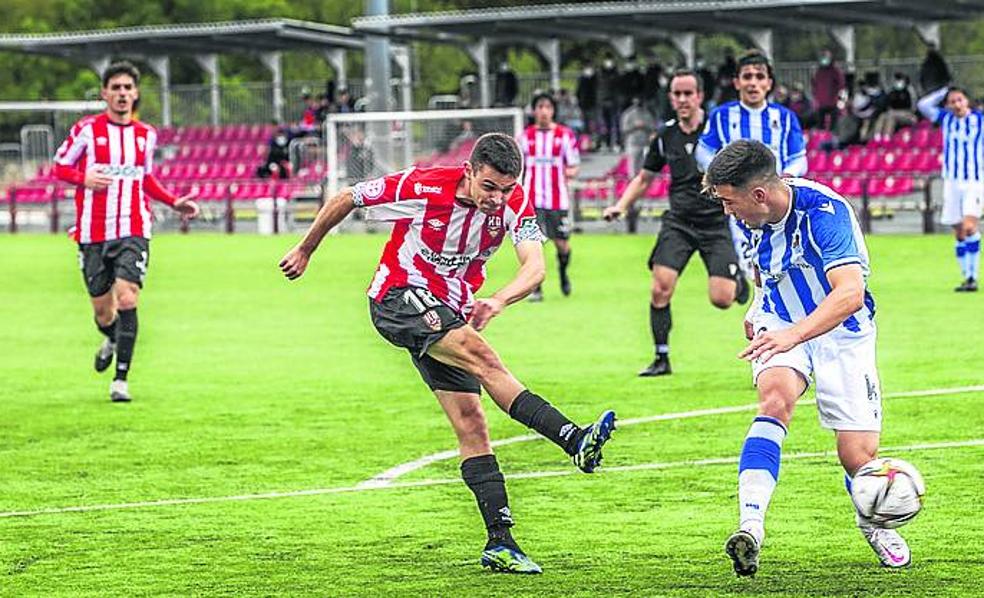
696 101 808 176
917 86 984 182
736 178 875 334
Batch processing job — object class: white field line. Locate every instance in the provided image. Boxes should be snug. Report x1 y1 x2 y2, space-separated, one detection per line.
2 438 982 520
358 384 984 488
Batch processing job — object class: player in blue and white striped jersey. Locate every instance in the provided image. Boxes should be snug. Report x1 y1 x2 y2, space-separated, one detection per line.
695 50 807 285
917 86 983 291
704 140 911 577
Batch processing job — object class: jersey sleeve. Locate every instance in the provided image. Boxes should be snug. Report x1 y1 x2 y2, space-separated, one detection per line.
809 201 861 272
917 86 949 124
782 111 808 176
695 110 724 172
352 168 414 208
563 129 580 167
642 131 667 173
506 186 544 246
53 119 92 167
144 127 158 175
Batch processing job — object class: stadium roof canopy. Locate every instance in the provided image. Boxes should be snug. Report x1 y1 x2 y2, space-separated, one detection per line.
353 0 982 106
0 19 370 125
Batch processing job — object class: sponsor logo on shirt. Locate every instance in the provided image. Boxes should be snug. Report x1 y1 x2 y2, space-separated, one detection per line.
414 182 442 195
426 218 446 230
137 137 146 152
96 136 108 146
818 202 836 215
99 164 145 178
419 244 474 268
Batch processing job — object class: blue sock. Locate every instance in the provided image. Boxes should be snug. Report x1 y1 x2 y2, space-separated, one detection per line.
738 416 787 534
956 239 968 279
965 232 981 280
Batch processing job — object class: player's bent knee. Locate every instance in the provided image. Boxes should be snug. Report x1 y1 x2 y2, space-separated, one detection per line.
756 381 797 423
709 292 734 310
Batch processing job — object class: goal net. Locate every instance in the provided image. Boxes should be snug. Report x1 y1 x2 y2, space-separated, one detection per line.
324 107 525 197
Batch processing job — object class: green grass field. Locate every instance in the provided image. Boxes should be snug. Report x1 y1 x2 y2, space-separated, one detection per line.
2 232 983 596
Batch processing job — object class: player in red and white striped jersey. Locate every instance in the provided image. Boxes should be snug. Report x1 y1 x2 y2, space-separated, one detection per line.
517 92 580 300
280 133 615 574
54 61 199 403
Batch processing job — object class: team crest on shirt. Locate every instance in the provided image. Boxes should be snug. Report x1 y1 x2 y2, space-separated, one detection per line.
684 142 695 155
486 215 503 237
771 118 781 130
362 177 385 200
422 310 442 332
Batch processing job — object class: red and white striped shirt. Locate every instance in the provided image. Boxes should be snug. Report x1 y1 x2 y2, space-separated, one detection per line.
518 124 580 210
54 113 177 244
353 166 542 317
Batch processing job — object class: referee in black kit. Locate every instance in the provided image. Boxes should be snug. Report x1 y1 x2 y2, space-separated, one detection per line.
604 69 749 377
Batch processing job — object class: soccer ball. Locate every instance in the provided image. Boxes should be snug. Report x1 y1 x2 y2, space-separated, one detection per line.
850 457 926 529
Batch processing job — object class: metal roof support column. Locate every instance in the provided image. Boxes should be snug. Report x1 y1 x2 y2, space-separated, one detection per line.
671 33 696 68
260 51 284 125
830 25 855 70
749 29 773 59
915 22 941 48
195 53 221 126
147 56 172 127
324 48 348 90
90 56 110 78
535 38 561 92
611 36 635 59
467 38 490 108
392 45 413 111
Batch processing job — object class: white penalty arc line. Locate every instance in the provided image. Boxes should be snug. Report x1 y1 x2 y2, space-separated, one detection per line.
2 438 983 520
358 384 984 489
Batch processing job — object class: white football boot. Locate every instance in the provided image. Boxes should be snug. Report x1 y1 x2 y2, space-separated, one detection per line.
857 514 911 567
109 379 132 403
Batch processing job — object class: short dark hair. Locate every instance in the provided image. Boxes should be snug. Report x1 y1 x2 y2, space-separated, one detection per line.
670 69 703 93
530 92 556 112
736 49 774 80
102 61 140 88
704 140 777 190
470 132 523 178
946 86 970 102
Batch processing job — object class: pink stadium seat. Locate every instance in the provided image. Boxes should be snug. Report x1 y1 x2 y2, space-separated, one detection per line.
578 134 592 152
614 179 629 198
842 147 864 172
912 128 934 149
860 151 882 173
831 176 862 197
827 150 848 173
915 151 941 174
646 176 669 198
808 150 829 173
894 151 918 173
806 130 833 151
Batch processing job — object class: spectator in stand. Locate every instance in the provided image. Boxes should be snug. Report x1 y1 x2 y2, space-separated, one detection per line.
919 42 952 94
620 96 657 178
556 88 584 133
345 126 375 184
872 73 917 142
644 59 665 116
788 83 816 129
576 66 598 141
812 49 846 130
696 56 717 110
599 58 623 151
298 92 319 134
851 71 887 142
315 93 331 126
773 84 790 107
494 61 519 107
337 88 355 113
619 61 646 111
715 48 738 105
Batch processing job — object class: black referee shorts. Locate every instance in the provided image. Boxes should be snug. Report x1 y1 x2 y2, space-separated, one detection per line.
648 214 738 279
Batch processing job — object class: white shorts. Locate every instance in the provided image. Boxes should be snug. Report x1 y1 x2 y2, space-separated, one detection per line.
941 179 984 226
750 313 882 432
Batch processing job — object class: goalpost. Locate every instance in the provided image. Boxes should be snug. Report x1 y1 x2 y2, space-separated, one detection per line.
323 107 525 198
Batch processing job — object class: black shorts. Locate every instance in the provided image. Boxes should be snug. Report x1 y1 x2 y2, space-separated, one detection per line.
535 208 571 241
648 214 738 279
77 237 150 297
369 286 480 394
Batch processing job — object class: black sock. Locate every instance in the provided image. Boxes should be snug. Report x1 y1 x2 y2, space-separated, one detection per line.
461 455 518 550
508 390 581 455
114 308 138 381
650 304 671 358
96 316 118 340
558 250 571 280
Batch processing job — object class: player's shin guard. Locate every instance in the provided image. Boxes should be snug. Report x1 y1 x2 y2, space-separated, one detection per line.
96 316 118 340
956 239 969 279
737 416 787 540
965 232 981 280
508 390 581 455
114 308 138 381
650 304 671 357
461 455 516 547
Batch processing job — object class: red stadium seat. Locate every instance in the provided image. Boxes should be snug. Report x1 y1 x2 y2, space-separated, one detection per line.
831 176 862 197
915 151 941 174
808 150 829 173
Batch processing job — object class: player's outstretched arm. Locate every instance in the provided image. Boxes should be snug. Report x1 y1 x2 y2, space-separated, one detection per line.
740 264 865 363
604 169 655 221
916 86 949 122
279 187 356 280
144 174 200 218
469 240 545 331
